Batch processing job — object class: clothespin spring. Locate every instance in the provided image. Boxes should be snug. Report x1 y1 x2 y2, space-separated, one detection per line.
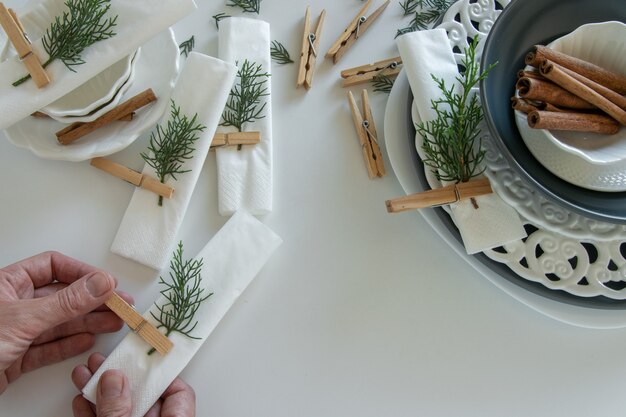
308 33 317 57
356 15 367 39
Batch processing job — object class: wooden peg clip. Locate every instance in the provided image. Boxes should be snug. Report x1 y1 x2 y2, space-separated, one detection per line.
105 293 173 356
297 6 326 90
385 178 493 213
90 157 174 199
210 131 261 150
55 88 157 145
326 0 390 64
341 56 402 88
347 89 385 179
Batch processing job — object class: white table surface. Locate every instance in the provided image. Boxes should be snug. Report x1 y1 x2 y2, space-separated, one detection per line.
2 1 626 416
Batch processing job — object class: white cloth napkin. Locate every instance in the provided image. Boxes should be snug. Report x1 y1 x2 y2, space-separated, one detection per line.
396 29 526 254
0 0 196 129
84 211 282 417
216 17 273 216
110 53 236 270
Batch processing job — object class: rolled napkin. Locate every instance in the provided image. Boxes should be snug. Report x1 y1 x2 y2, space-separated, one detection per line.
217 17 273 216
110 53 236 270
397 29 527 254
0 0 196 129
83 211 283 417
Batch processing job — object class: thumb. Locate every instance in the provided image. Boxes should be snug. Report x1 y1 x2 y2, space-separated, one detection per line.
28 271 115 334
96 370 132 417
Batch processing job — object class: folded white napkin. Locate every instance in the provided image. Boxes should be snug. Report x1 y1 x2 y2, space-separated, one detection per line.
397 29 526 254
84 211 282 417
0 0 196 129
216 17 273 216
110 53 236 270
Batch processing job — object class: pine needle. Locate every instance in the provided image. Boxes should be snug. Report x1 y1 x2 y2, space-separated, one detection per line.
212 12 231 29
372 73 395 94
221 59 270 133
179 36 195 57
417 37 497 183
147 241 212 355
270 40 294 64
399 0 419 15
226 0 261 14
13 0 118 86
395 0 452 38
140 100 206 206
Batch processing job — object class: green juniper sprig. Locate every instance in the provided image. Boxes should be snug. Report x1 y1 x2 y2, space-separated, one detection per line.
270 40 294 64
395 0 452 38
141 100 206 206
372 73 395 94
147 241 212 356
13 0 118 86
179 36 195 58
418 37 497 184
212 12 231 29
226 0 261 14
221 59 270 133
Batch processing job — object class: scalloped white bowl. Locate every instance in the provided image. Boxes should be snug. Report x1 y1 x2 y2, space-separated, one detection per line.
517 21 626 191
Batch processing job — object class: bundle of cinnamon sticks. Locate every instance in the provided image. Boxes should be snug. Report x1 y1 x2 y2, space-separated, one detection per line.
512 45 626 135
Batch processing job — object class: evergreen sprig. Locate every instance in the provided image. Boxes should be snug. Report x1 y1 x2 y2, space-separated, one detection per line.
148 241 212 355
418 37 497 183
226 0 261 14
179 36 195 58
221 59 270 133
212 12 231 29
270 40 294 64
372 73 395 94
395 0 452 38
141 100 206 206
13 0 118 86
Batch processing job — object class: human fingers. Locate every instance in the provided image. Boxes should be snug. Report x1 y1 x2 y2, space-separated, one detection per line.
159 377 196 417
23 271 115 337
96 370 132 417
72 394 96 417
33 311 123 345
20 333 95 374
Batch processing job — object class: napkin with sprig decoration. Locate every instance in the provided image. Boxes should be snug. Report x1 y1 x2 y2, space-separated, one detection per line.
83 211 282 417
397 29 526 254
0 0 196 129
110 53 236 270
217 17 273 216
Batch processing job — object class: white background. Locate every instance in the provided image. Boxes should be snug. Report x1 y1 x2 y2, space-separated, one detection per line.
2 1 626 416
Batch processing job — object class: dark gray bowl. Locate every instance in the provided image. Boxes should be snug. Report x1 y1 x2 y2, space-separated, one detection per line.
480 0 626 224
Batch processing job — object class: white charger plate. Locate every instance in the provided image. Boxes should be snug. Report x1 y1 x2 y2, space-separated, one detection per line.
3 29 178 162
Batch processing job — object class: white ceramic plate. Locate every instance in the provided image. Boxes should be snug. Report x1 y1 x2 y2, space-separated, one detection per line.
3 29 179 162
42 48 141 120
516 21 626 191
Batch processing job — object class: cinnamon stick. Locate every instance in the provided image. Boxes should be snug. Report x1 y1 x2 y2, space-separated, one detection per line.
527 110 620 135
517 69 543 80
56 89 157 145
516 76 595 110
511 97 567 114
553 62 626 111
531 45 626 95
540 60 626 125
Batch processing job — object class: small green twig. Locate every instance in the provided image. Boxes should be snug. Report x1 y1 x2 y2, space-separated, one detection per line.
226 0 261 14
212 12 231 29
372 73 395 94
270 40 294 64
147 241 212 356
179 36 195 57
140 100 206 206
417 37 497 184
395 0 452 38
13 0 118 86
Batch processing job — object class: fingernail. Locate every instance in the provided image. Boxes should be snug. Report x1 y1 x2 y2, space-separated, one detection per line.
100 370 124 399
86 272 112 297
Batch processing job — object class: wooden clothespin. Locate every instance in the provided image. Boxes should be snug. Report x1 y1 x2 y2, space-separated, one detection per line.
105 293 173 356
326 0 390 64
297 6 326 90
90 157 174 199
56 89 157 145
210 131 261 150
347 89 385 178
385 178 493 213
32 111 135 121
341 56 402 88
0 3 50 88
